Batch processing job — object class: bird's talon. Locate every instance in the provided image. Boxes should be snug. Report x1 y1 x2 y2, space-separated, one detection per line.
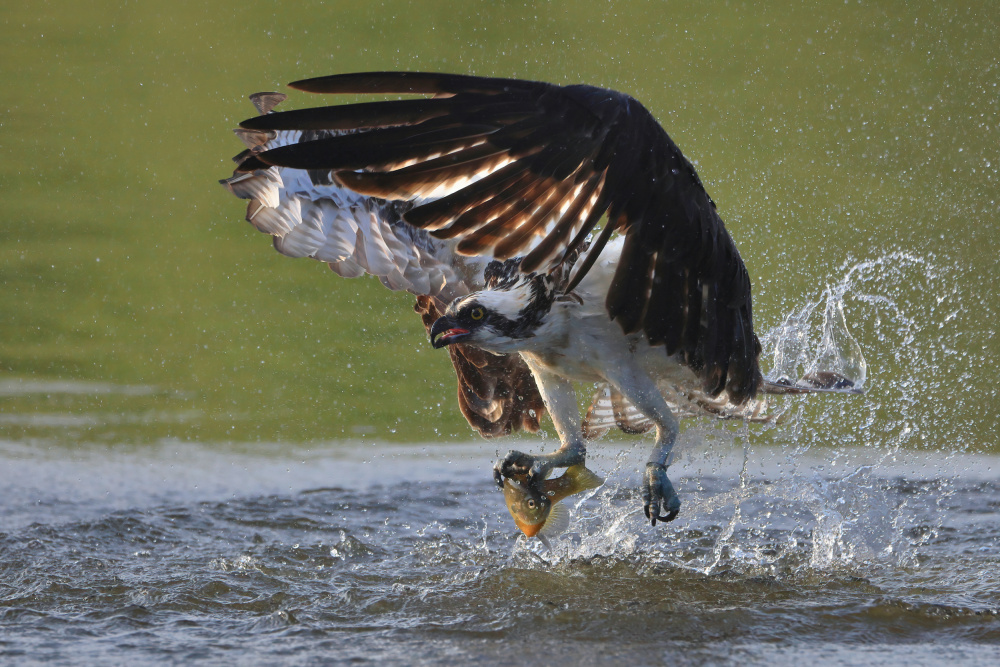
527 461 549 483
643 462 680 527
492 463 504 489
497 449 536 480
495 449 557 489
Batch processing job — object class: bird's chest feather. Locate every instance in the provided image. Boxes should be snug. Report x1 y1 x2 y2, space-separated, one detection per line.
518 306 635 383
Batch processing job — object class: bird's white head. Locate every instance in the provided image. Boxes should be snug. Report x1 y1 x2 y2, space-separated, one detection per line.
430 259 555 354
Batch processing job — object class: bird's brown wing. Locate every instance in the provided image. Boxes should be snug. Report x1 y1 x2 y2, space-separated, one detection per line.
238 71 762 402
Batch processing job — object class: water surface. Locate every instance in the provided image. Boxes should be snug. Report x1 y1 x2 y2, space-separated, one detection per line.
3 437 1000 665
2 1 998 664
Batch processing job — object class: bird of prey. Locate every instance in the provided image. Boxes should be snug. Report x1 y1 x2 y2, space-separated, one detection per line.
221 72 851 526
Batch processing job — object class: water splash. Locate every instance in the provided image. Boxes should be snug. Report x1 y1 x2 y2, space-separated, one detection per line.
529 251 982 576
763 269 868 391
761 251 951 397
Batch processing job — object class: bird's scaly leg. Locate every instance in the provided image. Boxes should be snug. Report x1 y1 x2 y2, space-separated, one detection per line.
494 364 585 486
604 364 681 525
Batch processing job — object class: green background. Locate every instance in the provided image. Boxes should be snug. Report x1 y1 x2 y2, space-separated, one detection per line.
2 1 996 450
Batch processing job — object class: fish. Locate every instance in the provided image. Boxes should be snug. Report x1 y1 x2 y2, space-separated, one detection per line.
501 464 604 540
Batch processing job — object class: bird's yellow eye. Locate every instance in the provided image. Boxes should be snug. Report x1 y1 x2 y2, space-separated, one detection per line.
470 307 485 321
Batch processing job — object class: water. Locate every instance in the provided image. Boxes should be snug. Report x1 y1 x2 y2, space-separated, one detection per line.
3 439 1000 665
3 1 1000 663
8 251 999 664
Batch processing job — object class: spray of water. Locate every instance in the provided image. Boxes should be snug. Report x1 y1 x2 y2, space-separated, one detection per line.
515 252 977 574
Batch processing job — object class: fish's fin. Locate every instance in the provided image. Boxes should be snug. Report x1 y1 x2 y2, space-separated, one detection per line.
565 465 604 492
538 503 570 539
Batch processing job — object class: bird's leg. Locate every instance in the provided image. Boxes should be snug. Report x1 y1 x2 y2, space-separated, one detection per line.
642 437 681 526
605 365 681 526
494 364 585 487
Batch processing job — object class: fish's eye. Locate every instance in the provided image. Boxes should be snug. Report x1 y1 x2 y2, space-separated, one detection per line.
527 499 536 509
469 307 485 321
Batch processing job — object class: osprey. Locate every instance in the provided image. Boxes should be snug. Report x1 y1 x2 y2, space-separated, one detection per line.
222 72 850 526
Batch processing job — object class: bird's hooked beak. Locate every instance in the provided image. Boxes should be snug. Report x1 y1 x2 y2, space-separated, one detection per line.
430 316 470 349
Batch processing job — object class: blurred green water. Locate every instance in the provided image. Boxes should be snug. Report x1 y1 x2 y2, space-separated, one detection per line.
1 1 997 447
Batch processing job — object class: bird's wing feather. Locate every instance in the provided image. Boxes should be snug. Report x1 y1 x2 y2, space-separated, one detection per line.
222 90 545 435
222 119 486 302
237 72 762 403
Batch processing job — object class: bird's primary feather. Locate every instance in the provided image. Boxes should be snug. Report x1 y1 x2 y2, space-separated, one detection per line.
226 71 764 406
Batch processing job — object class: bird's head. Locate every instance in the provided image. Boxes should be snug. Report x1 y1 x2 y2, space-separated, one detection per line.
430 259 554 353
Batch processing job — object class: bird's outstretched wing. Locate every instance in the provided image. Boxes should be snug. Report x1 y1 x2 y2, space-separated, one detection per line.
231 72 763 403
221 89 546 437
221 91 487 302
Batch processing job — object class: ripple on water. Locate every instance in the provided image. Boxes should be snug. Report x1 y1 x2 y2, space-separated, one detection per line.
2 255 1000 663
2 451 1000 666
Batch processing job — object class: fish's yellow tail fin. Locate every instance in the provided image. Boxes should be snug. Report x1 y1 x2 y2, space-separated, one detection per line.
565 464 604 492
